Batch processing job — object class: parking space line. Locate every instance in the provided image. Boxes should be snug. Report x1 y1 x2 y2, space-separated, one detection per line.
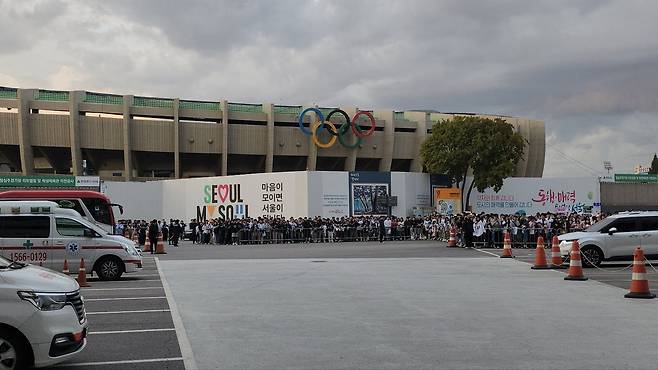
156 257 198 370
474 248 500 257
54 357 184 367
89 328 175 335
85 296 167 301
82 287 164 291
87 309 170 315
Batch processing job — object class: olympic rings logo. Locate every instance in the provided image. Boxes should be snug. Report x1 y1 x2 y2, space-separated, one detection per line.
297 108 376 149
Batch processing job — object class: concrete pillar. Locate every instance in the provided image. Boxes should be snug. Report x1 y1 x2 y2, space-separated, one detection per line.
69 91 84 176
173 98 180 178
122 95 133 181
406 111 428 172
220 100 229 176
264 103 274 172
341 106 358 172
374 109 394 172
304 105 317 171
16 89 35 175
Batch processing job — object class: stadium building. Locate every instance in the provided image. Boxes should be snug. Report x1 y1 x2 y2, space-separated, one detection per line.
0 87 545 181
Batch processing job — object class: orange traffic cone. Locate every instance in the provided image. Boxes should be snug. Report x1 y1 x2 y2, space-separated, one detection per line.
143 237 152 253
447 228 457 247
156 232 167 254
564 240 588 281
500 231 514 258
76 258 90 288
62 259 69 274
551 235 567 269
625 247 655 299
531 236 550 269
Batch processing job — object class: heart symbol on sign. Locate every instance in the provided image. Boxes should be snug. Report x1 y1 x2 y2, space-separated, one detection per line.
218 184 229 203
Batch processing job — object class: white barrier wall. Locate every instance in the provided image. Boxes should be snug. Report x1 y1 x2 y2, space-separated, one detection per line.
307 171 350 218
103 172 603 220
102 181 163 220
391 172 431 217
161 171 309 222
470 177 600 214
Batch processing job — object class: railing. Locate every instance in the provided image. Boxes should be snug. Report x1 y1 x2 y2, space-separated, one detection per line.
179 100 220 111
35 89 69 102
179 225 451 245
227 102 263 113
0 87 18 99
84 92 123 105
273 105 302 115
133 96 173 108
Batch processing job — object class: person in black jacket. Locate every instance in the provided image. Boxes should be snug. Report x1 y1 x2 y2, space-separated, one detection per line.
148 219 159 254
463 214 474 249
378 216 386 243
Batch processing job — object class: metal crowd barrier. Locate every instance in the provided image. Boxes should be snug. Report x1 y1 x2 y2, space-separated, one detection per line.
177 225 454 245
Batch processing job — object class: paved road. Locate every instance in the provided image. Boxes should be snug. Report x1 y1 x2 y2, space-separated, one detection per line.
477 247 658 290
157 239 484 260
44 240 657 369
160 255 658 369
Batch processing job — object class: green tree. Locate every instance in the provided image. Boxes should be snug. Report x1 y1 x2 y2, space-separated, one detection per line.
650 153 658 174
420 116 526 211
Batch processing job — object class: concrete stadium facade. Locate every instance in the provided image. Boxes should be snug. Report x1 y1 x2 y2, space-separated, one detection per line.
0 87 545 181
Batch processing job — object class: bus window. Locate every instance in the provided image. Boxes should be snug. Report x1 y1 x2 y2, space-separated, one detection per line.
55 199 86 218
81 198 113 226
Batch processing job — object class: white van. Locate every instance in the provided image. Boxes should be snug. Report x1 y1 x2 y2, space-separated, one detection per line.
558 211 658 266
0 256 87 368
0 201 143 281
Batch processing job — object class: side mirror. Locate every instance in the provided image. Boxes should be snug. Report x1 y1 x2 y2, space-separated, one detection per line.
608 227 618 235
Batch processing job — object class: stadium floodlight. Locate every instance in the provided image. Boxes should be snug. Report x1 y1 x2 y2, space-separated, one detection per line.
603 161 612 173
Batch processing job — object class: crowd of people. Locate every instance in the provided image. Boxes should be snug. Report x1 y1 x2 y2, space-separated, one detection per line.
116 211 607 248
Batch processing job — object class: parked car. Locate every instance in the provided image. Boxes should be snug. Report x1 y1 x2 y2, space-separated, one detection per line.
558 211 658 266
0 255 87 368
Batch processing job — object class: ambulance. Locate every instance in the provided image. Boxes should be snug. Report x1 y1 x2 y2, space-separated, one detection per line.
1 256 87 368
0 201 142 281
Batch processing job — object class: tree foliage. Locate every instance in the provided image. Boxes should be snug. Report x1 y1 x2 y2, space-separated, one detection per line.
650 153 658 175
420 116 526 211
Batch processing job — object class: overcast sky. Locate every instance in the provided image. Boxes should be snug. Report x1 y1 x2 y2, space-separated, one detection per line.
1 0 656 177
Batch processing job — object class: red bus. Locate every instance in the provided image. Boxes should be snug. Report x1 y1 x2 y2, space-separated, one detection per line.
0 190 123 233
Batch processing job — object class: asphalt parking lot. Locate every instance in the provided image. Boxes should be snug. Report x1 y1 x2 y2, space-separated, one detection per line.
46 256 185 370
475 247 658 290
41 240 657 369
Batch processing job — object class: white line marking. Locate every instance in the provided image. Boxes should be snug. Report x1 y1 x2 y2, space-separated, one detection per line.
157 257 198 370
54 357 183 367
474 248 500 257
86 309 170 315
85 296 167 301
82 287 163 291
89 328 175 335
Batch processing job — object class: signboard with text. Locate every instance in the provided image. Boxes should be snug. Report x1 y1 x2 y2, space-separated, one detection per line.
0 175 100 189
614 174 658 183
471 177 600 215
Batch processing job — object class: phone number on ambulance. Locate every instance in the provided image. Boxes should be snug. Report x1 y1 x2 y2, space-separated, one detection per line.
8 252 48 262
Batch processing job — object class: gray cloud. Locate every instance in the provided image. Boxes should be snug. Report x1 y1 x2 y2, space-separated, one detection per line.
0 0 656 176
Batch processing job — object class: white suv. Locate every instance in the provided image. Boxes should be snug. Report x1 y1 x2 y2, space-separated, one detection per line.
558 211 658 267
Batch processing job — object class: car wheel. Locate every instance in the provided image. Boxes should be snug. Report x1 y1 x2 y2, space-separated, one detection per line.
96 257 124 281
0 332 30 370
581 245 603 267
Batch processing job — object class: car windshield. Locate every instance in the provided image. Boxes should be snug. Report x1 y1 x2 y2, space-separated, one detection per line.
585 217 615 232
0 255 10 268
